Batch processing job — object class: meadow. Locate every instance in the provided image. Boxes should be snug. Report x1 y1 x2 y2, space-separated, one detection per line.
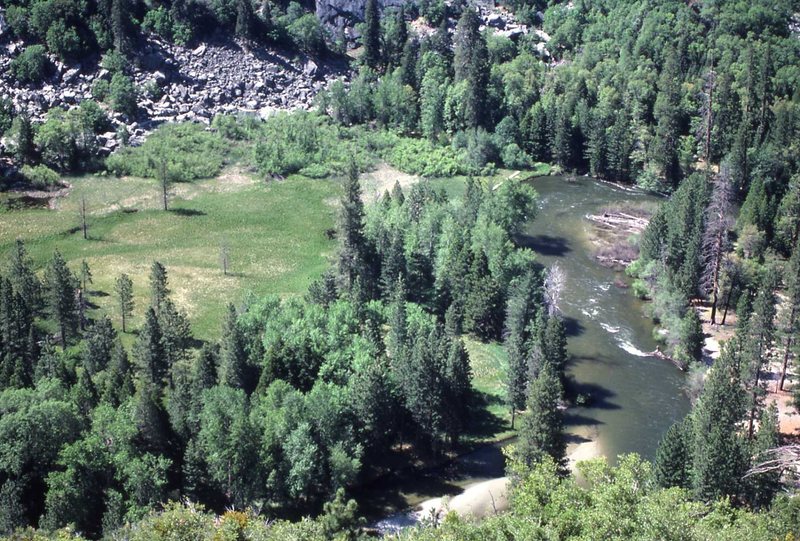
0 169 338 342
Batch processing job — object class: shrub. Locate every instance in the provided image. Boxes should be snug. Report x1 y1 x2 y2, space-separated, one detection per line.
142 6 175 40
287 14 325 53
251 112 372 177
386 138 464 177
501 143 531 169
92 79 110 101
45 19 82 60
12 45 49 84
34 109 82 171
21 164 61 189
100 51 128 74
77 100 110 134
109 73 138 117
0 99 13 138
106 123 226 179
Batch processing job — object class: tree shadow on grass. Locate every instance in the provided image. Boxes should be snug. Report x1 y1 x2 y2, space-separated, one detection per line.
170 208 206 217
465 390 507 440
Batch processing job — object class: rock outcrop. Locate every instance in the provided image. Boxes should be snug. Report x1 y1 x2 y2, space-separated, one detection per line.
0 32 350 148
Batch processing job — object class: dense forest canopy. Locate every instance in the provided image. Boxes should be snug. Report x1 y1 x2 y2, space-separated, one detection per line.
0 0 800 539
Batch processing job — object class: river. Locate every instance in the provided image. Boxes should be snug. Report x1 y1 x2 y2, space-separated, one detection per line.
371 175 690 532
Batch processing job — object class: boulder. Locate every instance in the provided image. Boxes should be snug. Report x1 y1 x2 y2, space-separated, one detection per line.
486 13 505 29
303 59 318 78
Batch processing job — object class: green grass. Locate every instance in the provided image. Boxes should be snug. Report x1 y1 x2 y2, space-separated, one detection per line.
464 337 516 443
0 170 338 342
429 164 552 200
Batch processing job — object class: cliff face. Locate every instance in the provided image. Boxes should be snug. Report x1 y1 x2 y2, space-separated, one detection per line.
315 0 413 34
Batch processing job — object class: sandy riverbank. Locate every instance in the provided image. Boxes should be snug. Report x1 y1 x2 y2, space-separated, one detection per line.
407 436 601 523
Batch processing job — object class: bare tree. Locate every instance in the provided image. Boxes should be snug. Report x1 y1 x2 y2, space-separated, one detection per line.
745 445 800 477
148 154 172 211
79 195 89 239
544 263 566 316
219 242 230 276
701 164 733 324
697 67 716 169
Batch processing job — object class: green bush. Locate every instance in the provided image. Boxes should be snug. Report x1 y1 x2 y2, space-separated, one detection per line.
92 79 110 101
12 45 50 84
386 138 464 177
0 99 14 138
21 164 61 189
109 73 138 117
106 123 226 180
286 13 325 53
45 19 82 60
77 100 110 134
252 112 371 177
100 51 128 74
142 6 175 41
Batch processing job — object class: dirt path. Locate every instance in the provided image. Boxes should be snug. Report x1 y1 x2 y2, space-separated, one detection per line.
359 162 420 203
696 302 798 436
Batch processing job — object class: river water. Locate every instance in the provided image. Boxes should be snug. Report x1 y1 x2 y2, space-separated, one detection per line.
370 175 690 531
523 175 689 461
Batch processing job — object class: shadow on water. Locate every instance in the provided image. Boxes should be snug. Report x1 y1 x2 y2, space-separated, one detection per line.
515 233 572 256
563 411 603 427
567 381 621 411
565 432 593 445
562 316 585 337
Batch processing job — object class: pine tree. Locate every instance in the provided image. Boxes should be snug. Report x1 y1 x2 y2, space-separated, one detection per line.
149 261 169 310
746 402 781 509
743 282 777 439
543 315 567 376
350 359 395 457
399 37 419 89
654 417 692 488
442 337 471 443
13 113 34 165
83 316 116 375
7 240 41 316
779 250 800 391
111 0 131 54
677 308 704 366
387 277 407 363
453 8 489 128
102 339 134 406
219 303 247 390
464 252 502 341
135 307 168 387
505 330 527 429
362 0 381 69
114 273 134 333
158 298 192 367
379 228 406 297
337 161 369 294
518 362 565 469
194 343 219 392
44 251 79 348
652 49 682 188
80 260 92 292
691 341 747 501
235 0 254 39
